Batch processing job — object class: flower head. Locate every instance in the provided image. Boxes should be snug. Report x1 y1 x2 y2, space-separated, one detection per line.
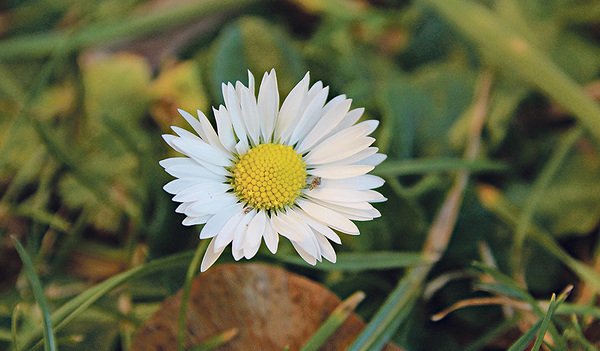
160 69 386 271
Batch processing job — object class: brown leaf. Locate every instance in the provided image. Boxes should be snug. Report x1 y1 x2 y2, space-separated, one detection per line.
132 263 403 351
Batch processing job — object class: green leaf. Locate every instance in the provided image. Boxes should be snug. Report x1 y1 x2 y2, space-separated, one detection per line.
81 53 151 124
411 62 476 157
11 237 56 351
481 78 529 150
377 78 427 159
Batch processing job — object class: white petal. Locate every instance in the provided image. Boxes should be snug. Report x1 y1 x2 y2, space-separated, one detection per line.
309 165 374 179
244 210 266 259
274 72 310 143
359 153 387 166
160 157 224 182
200 237 225 272
163 179 196 195
247 70 255 94
361 119 379 136
186 193 238 216
232 248 244 261
158 157 191 169
239 82 260 146
285 210 320 258
304 124 374 165
234 138 249 155
297 198 359 235
172 182 229 202
232 210 255 252
296 209 342 244
308 198 381 221
214 209 246 251
258 69 279 142
333 107 364 133
177 109 205 139
214 105 236 152
223 82 247 142
297 97 352 153
305 188 385 204
199 203 241 239
263 219 279 254
165 134 231 167
291 241 317 265
320 174 384 191
270 211 304 242
314 146 378 168
315 233 336 263
175 202 191 214
196 109 227 152
182 214 211 226
307 80 323 101
288 85 329 145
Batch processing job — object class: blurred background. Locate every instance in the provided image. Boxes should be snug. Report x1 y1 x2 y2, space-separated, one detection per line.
2 0 600 350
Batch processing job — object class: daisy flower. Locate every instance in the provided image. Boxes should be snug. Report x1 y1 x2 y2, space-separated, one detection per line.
160 69 386 271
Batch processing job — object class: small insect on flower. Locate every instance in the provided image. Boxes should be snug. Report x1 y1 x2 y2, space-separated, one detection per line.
160 69 386 272
309 176 321 191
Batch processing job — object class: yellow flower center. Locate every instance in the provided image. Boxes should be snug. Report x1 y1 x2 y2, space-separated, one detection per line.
231 143 307 211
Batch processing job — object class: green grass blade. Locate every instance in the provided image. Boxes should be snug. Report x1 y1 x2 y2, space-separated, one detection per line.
473 262 544 315
11 237 56 351
17 251 194 351
464 317 520 351
474 263 570 350
374 158 508 177
513 127 584 272
300 291 365 351
531 287 572 351
0 0 267 60
276 251 429 271
473 264 563 349
478 187 600 292
0 328 11 342
419 0 600 147
531 294 557 351
554 302 600 319
346 266 425 351
10 304 22 348
507 319 543 351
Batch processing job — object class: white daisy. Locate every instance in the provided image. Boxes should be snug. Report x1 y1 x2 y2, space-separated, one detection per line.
160 69 386 271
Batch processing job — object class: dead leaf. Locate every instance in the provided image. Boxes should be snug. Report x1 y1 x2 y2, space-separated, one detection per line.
132 263 403 350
